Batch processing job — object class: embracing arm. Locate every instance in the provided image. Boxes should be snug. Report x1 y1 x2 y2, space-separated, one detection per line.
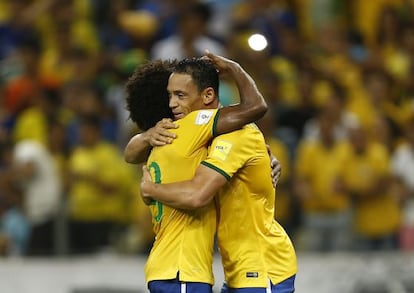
141 164 227 209
205 51 268 135
124 133 151 164
124 118 178 164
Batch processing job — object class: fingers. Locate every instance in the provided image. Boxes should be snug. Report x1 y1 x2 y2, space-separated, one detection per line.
148 119 178 146
150 131 176 146
203 49 226 66
271 163 281 188
142 165 152 180
158 118 178 129
203 49 239 79
201 49 212 60
204 49 215 59
272 173 281 188
140 166 153 205
269 152 282 188
270 157 280 169
271 163 281 177
142 165 149 174
266 144 272 157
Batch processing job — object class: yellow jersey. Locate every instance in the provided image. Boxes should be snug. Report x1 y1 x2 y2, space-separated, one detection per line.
145 109 220 285
339 142 401 237
295 139 350 212
202 124 297 288
68 142 131 222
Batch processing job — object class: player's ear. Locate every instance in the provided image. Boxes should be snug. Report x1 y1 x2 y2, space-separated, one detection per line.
202 87 215 105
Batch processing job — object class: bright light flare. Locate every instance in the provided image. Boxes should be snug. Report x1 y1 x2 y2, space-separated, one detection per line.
248 34 268 51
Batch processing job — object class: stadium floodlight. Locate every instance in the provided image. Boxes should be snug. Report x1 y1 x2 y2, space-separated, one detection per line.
247 33 268 51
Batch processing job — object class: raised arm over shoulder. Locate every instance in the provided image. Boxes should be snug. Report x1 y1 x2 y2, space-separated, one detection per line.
204 51 268 135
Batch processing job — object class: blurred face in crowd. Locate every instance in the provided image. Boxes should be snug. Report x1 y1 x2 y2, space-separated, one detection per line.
319 111 336 146
79 121 101 147
371 115 392 147
324 93 343 121
349 125 367 153
179 11 205 40
365 72 391 104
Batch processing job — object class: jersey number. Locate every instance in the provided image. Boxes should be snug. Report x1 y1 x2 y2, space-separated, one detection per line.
148 162 163 222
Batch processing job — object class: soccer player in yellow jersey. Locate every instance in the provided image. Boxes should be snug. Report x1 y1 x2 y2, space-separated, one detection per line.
125 52 269 293
141 126 297 293
137 68 297 291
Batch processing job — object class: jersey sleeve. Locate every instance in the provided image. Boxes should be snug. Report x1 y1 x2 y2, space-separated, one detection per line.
197 108 220 137
201 126 256 181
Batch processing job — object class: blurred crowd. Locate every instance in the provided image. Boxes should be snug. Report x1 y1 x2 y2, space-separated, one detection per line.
1 0 414 257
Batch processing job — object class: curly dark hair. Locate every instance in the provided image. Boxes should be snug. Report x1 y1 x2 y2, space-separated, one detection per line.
173 58 219 95
125 60 176 131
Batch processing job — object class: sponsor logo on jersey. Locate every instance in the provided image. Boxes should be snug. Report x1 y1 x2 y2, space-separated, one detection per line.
195 110 213 125
211 140 232 161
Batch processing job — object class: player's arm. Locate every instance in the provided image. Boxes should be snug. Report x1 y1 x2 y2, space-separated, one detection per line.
141 155 280 209
141 164 226 209
205 51 268 135
124 118 178 164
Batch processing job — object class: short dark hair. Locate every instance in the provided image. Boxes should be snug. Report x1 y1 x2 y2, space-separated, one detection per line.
125 60 176 131
173 58 219 95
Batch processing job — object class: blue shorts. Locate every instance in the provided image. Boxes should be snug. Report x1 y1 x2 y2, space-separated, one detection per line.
148 278 212 293
220 275 296 293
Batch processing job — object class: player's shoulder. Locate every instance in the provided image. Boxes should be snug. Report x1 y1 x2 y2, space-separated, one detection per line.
238 123 263 136
215 123 263 142
179 109 218 126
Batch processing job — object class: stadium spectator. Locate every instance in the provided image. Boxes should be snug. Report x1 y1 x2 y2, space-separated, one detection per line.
0 140 29 256
12 137 62 256
391 114 414 251
293 109 352 252
67 115 136 254
150 2 225 60
337 123 401 251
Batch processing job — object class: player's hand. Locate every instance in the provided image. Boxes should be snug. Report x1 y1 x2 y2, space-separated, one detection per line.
146 118 178 147
267 145 282 188
140 165 153 205
203 50 237 77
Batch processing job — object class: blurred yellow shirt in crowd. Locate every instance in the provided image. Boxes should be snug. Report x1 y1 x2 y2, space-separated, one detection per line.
12 107 48 145
270 56 300 106
68 142 134 222
339 142 401 237
295 139 350 212
351 0 404 46
346 91 379 129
